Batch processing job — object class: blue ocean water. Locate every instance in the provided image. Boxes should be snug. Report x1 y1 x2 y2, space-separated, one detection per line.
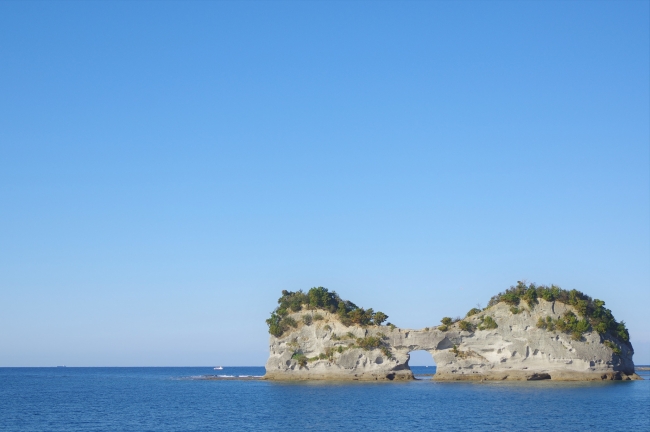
1 367 648 431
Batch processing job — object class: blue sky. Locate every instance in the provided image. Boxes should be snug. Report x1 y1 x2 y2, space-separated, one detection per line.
1 1 648 366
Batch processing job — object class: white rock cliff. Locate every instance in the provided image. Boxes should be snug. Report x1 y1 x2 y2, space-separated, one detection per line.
264 299 638 381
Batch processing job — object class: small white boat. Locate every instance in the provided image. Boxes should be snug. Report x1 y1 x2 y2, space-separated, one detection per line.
213 366 223 370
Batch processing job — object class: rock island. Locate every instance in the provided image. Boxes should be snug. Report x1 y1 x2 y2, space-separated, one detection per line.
264 283 639 381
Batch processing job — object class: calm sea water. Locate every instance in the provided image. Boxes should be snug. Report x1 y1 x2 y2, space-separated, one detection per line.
1 367 648 431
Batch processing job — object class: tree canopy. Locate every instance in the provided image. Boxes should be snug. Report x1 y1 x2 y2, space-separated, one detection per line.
489 281 629 344
266 287 389 337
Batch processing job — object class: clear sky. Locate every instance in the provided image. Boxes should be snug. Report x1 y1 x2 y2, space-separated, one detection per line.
1 1 648 367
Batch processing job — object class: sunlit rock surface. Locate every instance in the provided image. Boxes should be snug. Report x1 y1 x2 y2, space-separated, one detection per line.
264 300 639 381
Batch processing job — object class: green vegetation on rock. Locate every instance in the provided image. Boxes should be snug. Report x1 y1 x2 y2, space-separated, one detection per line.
493 281 629 345
537 311 590 341
297 334 393 366
355 335 392 359
266 287 389 337
291 352 308 368
355 336 383 349
373 311 388 325
268 282 631 360
478 315 498 330
604 340 622 355
450 344 474 359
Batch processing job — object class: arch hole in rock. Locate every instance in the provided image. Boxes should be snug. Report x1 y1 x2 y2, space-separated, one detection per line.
408 350 436 380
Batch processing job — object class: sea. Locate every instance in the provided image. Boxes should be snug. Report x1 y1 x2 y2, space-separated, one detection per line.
1 366 648 431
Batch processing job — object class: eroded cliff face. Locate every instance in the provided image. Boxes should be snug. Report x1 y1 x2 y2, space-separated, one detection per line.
264 310 414 381
424 300 637 381
264 300 638 381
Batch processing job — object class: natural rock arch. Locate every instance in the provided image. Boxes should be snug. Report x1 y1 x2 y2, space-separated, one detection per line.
406 350 436 367
263 286 639 381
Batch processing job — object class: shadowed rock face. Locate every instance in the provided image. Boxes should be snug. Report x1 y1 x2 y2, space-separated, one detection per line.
264 300 639 381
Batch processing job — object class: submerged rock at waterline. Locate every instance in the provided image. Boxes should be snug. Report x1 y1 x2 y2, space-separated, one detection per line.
263 284 640 381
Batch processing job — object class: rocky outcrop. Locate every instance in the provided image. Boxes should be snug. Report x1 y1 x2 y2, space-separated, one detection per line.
264 298 639 381
264 310 414 381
